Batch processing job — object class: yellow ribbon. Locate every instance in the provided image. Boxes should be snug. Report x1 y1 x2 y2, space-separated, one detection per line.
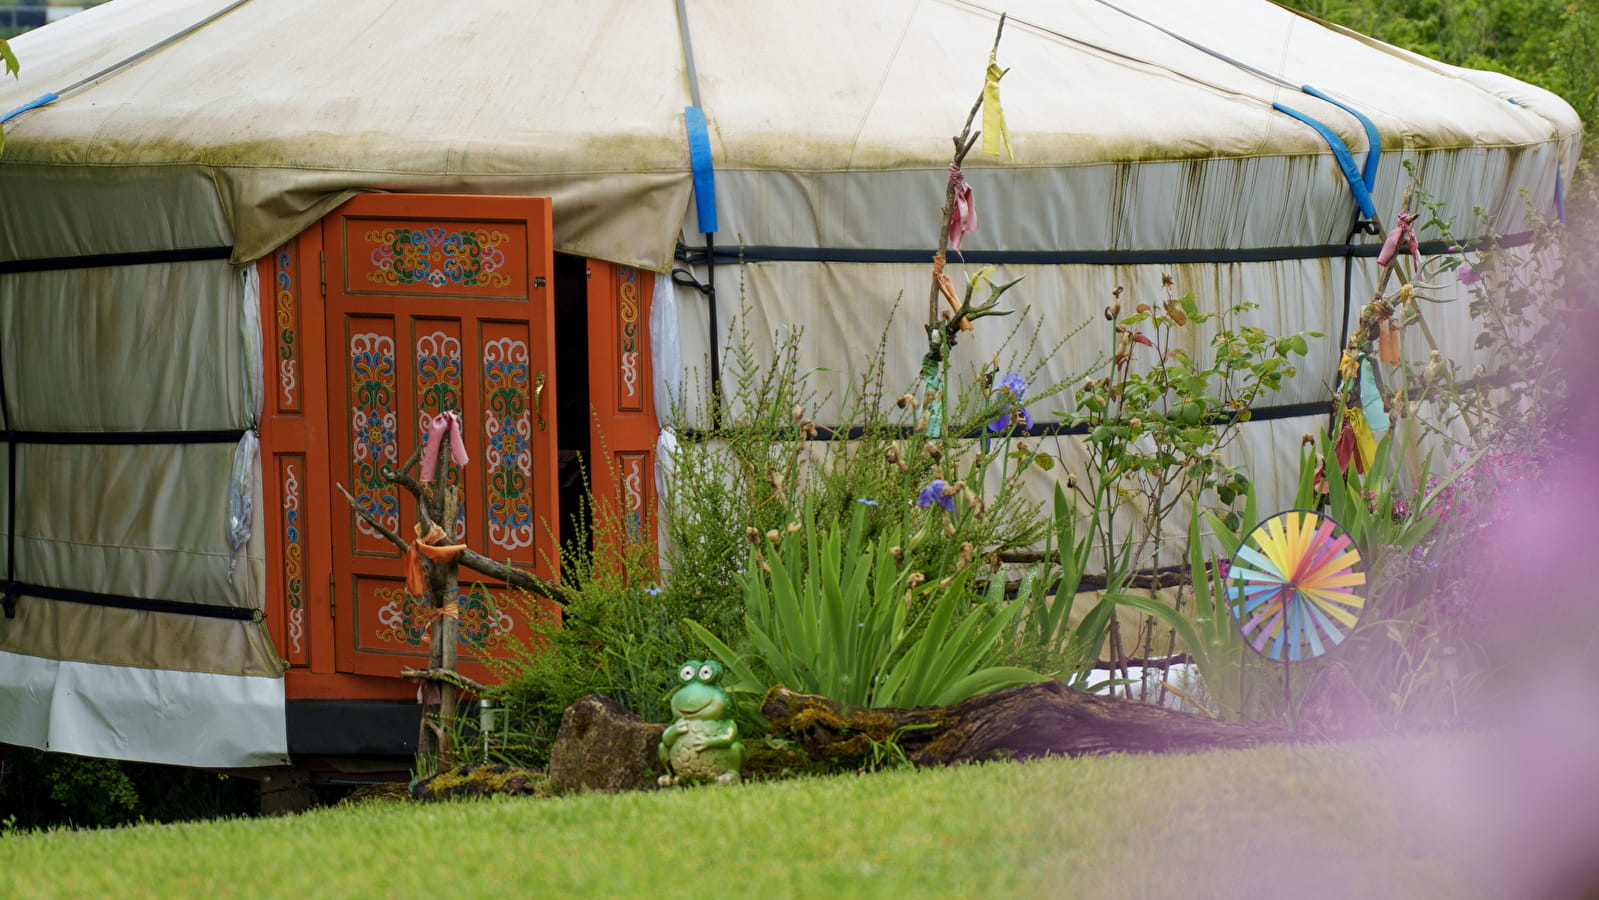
982 49 1012 160
1347 407 1377 472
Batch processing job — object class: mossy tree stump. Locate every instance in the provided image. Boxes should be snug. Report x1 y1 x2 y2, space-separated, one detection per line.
762 681 1293 767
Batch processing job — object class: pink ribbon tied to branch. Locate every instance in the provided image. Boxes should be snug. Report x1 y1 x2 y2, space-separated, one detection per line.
420 411 469 482
948 163 979 251
1376 211 1420 271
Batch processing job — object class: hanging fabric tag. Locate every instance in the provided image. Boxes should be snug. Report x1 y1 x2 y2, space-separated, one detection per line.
1358 357 1390 436
982 49 1012 159
1377 315 1400 366
948 163 978 251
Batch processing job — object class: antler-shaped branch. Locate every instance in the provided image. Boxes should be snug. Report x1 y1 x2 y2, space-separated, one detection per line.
334 482 576 606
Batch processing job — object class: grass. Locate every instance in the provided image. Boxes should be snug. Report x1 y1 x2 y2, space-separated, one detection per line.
0 738 1488 900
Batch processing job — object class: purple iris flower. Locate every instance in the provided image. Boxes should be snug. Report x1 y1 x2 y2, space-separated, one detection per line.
987 371 1033 434
917 479 955 513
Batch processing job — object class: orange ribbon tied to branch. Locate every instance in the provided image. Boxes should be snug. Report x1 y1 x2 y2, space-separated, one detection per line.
420 411 469 482
1376 211 1420 272
405 522 468 597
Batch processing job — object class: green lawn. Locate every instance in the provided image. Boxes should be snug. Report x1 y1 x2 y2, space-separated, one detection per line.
0 739 1483 899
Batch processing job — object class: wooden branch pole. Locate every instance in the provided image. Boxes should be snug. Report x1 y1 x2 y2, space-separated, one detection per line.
429 484 461 767
925 12 1006 334
335 483 576 605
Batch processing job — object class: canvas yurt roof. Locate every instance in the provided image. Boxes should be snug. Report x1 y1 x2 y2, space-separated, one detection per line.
0 0 1580 268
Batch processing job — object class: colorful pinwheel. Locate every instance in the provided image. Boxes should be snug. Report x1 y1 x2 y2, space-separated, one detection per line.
1227 510 1366 662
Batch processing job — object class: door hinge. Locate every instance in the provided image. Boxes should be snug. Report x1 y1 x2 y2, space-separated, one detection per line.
533 276 547 288
318 251 327 296
328 572 336 618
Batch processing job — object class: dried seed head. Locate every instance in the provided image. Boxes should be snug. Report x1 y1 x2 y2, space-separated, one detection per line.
937 576 954 590
766 468 785 493
745 527 761 545
942 481 960 498
790 405 805 423
943 518 957 536
921 441 942 461
907 572 927 589
759 559 771 573
890 546 904 566
766 529 781 544
959 542 975 568
1016 440 1029 453
801 420 819 440
1129 417 1143 429
1067 474 1078 489
1398 283 1416 303
923 389 937 406
1301 433 1315 446
916 410 930 432
960 485 980 508
897 393 919 410
786 521 802 535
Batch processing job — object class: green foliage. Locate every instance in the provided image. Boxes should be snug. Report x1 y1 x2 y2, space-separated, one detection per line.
1284 0 1599 154
688 499 1046 709
1012 485 1103 676
1068 276 1316 582
0 748 256 830
491 475 745 767
660 306 1078 601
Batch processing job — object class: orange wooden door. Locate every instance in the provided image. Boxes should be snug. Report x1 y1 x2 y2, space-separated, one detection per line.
323 194 558 679
586 263 657 565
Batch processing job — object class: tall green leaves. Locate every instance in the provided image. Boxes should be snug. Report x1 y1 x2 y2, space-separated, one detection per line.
687 500 1045 709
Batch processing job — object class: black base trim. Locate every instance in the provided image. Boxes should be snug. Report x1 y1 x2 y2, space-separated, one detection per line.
5 429 248 446
12 582 261 621
287 700 421 757
0 246 234 276
678 232 1533 267
680 400 1330 443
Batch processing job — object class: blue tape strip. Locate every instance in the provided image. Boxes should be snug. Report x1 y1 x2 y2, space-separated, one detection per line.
1301 85 1380 193
1556 165 1567 224
1274 102 1377 219
1 92 60 125
684 105 717 235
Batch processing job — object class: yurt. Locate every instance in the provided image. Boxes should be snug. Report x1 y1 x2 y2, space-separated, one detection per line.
0 0 1580 770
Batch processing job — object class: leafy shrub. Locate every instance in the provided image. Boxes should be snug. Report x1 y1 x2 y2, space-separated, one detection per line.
688 498 1047 708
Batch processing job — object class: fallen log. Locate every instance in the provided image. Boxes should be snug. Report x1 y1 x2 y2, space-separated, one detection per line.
762 681 1293 766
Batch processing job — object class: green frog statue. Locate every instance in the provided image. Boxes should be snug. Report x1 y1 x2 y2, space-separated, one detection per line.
657 660 746 786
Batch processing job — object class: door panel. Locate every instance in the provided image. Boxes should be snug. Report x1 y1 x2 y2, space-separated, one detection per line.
586 263 658 564
325 195 558 679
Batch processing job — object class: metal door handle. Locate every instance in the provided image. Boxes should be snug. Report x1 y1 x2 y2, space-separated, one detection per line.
534 371 547 431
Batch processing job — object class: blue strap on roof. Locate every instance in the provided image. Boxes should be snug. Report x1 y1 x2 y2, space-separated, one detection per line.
1300 85 1379 194
1273 102 1377 219
684 105 718 235
1 92 58 126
